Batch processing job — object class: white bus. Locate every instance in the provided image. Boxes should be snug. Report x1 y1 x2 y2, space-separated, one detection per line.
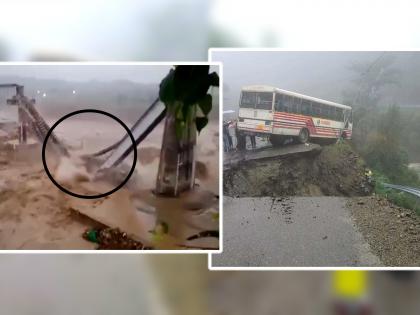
236 85 352 148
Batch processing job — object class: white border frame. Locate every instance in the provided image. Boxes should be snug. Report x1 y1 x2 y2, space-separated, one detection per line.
0 61 223 254
208 48 420 270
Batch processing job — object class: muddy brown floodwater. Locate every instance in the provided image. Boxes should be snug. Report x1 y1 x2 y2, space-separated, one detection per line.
0 114 219 249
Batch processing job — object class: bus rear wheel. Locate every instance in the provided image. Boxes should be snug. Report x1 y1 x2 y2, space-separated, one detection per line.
269 135 284 147
298 128 309 144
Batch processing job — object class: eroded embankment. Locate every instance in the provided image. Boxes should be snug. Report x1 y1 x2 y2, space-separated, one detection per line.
224 142 373 197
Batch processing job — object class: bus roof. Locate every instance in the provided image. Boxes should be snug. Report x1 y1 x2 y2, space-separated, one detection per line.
242 85 352 110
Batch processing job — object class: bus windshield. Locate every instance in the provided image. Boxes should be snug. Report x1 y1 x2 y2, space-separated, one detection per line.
240 91 273 110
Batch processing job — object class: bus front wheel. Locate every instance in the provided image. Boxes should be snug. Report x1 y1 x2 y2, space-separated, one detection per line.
298 128 309 144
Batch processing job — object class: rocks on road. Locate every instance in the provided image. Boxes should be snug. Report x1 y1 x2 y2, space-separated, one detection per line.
348 196 420 266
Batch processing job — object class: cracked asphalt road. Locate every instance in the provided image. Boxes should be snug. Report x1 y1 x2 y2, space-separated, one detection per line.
213 196 381 267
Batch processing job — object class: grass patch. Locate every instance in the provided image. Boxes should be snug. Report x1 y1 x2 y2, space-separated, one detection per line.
373 171 420 215
323 140 359 162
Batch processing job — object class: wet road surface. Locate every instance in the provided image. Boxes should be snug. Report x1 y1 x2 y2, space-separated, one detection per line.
213 196 381 267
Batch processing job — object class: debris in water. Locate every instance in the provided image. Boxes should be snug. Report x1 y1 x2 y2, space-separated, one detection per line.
84 229 99 243
186 230 219 241
55 156 91 185
83 227 152 250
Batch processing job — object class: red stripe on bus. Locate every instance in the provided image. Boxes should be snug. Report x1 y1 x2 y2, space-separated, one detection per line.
315 126 340 131
274 120 306 126
273 125 344 138
276 118 348 132
274 116 309 123
240 127 271 132
273 112 309 120
274 125 302 129
273 122 303 127
273 123 301 128
275 117 339 129
274 118 308 124
275 112 345 127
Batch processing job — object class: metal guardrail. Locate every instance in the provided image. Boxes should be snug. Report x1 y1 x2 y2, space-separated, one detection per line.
383 183 420 198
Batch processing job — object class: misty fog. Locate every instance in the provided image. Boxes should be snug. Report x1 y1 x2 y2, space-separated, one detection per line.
0 65 220 122
214 51 420 111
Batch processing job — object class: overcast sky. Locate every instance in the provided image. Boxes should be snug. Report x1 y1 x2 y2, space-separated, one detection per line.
0 0 209 60
211 51 420 110
0 65 220 84
0 65 174 83
212 0 420 48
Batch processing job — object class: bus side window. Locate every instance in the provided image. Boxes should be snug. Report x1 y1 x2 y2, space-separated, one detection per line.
323 105 331 120
335 108 341 121
301 100 310 115
275 93 283 111
294 98 302 114
283 95 292 113
291 97 296 113
320 104 326 119
313 103 320 116
344 109 351 123
326 106 332 120
324 106 329 119
337 108 344 121
329 107 334 120
290 97 295 113
324 105 333 119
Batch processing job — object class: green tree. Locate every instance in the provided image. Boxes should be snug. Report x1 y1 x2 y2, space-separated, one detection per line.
346 54 400 108
364 105 418 185
344 54 400 149
400 109 420 161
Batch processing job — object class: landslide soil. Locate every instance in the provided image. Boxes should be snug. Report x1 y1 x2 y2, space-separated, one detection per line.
224 142 372 197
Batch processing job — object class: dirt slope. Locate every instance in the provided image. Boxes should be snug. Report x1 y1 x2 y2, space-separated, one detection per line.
224 142 372 197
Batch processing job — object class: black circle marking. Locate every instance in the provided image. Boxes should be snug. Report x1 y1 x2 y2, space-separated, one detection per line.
42 109 137 199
